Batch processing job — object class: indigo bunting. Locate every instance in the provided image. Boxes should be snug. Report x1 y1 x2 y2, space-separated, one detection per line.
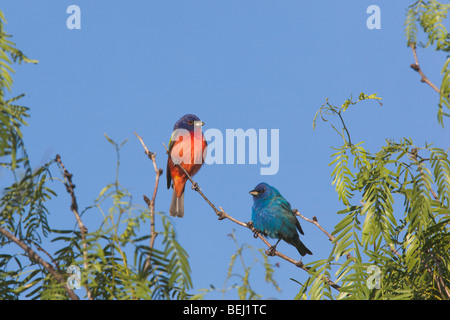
167 114 207 217
250 183 312 257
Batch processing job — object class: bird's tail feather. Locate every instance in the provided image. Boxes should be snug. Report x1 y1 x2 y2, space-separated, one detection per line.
293 238 312 256
169 189 184 218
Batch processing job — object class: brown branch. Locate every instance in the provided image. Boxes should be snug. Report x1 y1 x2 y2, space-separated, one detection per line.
410 43 440 94
222 207 340 291
55 154 92 300
0 224 79 300
294 207 404 260
31 240 61 272
294 210 335 242
423 251 450 300
431 254 450 300
134 132 162 271
294 210 353 261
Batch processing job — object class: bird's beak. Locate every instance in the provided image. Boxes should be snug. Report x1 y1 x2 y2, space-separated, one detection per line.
249 190 259 196
194 121 205 127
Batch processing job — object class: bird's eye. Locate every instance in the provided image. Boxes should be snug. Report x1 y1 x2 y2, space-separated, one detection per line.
188 120 194 125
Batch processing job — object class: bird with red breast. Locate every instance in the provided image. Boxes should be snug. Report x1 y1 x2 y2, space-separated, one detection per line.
167 114 207 218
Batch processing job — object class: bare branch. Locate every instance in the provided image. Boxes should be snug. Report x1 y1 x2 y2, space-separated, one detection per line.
294 210 335 242
410 43 440 94
294 210 353 261
134 132 162 271
30 239 61 272
55 154 92 300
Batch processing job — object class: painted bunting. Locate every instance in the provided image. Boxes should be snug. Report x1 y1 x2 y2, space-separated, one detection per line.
167 114 207 218
250 182 312 257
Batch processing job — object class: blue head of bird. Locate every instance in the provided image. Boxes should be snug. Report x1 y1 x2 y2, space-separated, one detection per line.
249 183 281 202
174 114 205 132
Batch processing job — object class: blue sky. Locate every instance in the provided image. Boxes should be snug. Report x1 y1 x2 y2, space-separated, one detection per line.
1 1 449 299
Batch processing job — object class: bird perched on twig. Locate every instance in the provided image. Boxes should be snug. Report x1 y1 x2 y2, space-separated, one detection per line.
167 114 207 218
250 182 312 257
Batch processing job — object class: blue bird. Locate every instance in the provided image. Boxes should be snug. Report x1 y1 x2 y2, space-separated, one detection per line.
250 183 312 257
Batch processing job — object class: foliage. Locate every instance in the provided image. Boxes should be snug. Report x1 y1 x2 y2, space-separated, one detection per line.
0 10 50 300
291 0 450 300
0 11 192 299
405 0 450 126
302 94 450 299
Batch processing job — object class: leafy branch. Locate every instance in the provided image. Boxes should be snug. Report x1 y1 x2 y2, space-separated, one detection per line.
313 93 382 146
406 0 450 126
0 224 79 300
312 92 450 299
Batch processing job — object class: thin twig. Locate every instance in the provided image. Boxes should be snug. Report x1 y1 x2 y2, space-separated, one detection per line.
337 111 352 146
430 253 450 300
55 154 92 300
410 43 440 94
134 132 162 271
0 224 79 300
30 240 61 272
294 210 335 242
294 210 352 261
